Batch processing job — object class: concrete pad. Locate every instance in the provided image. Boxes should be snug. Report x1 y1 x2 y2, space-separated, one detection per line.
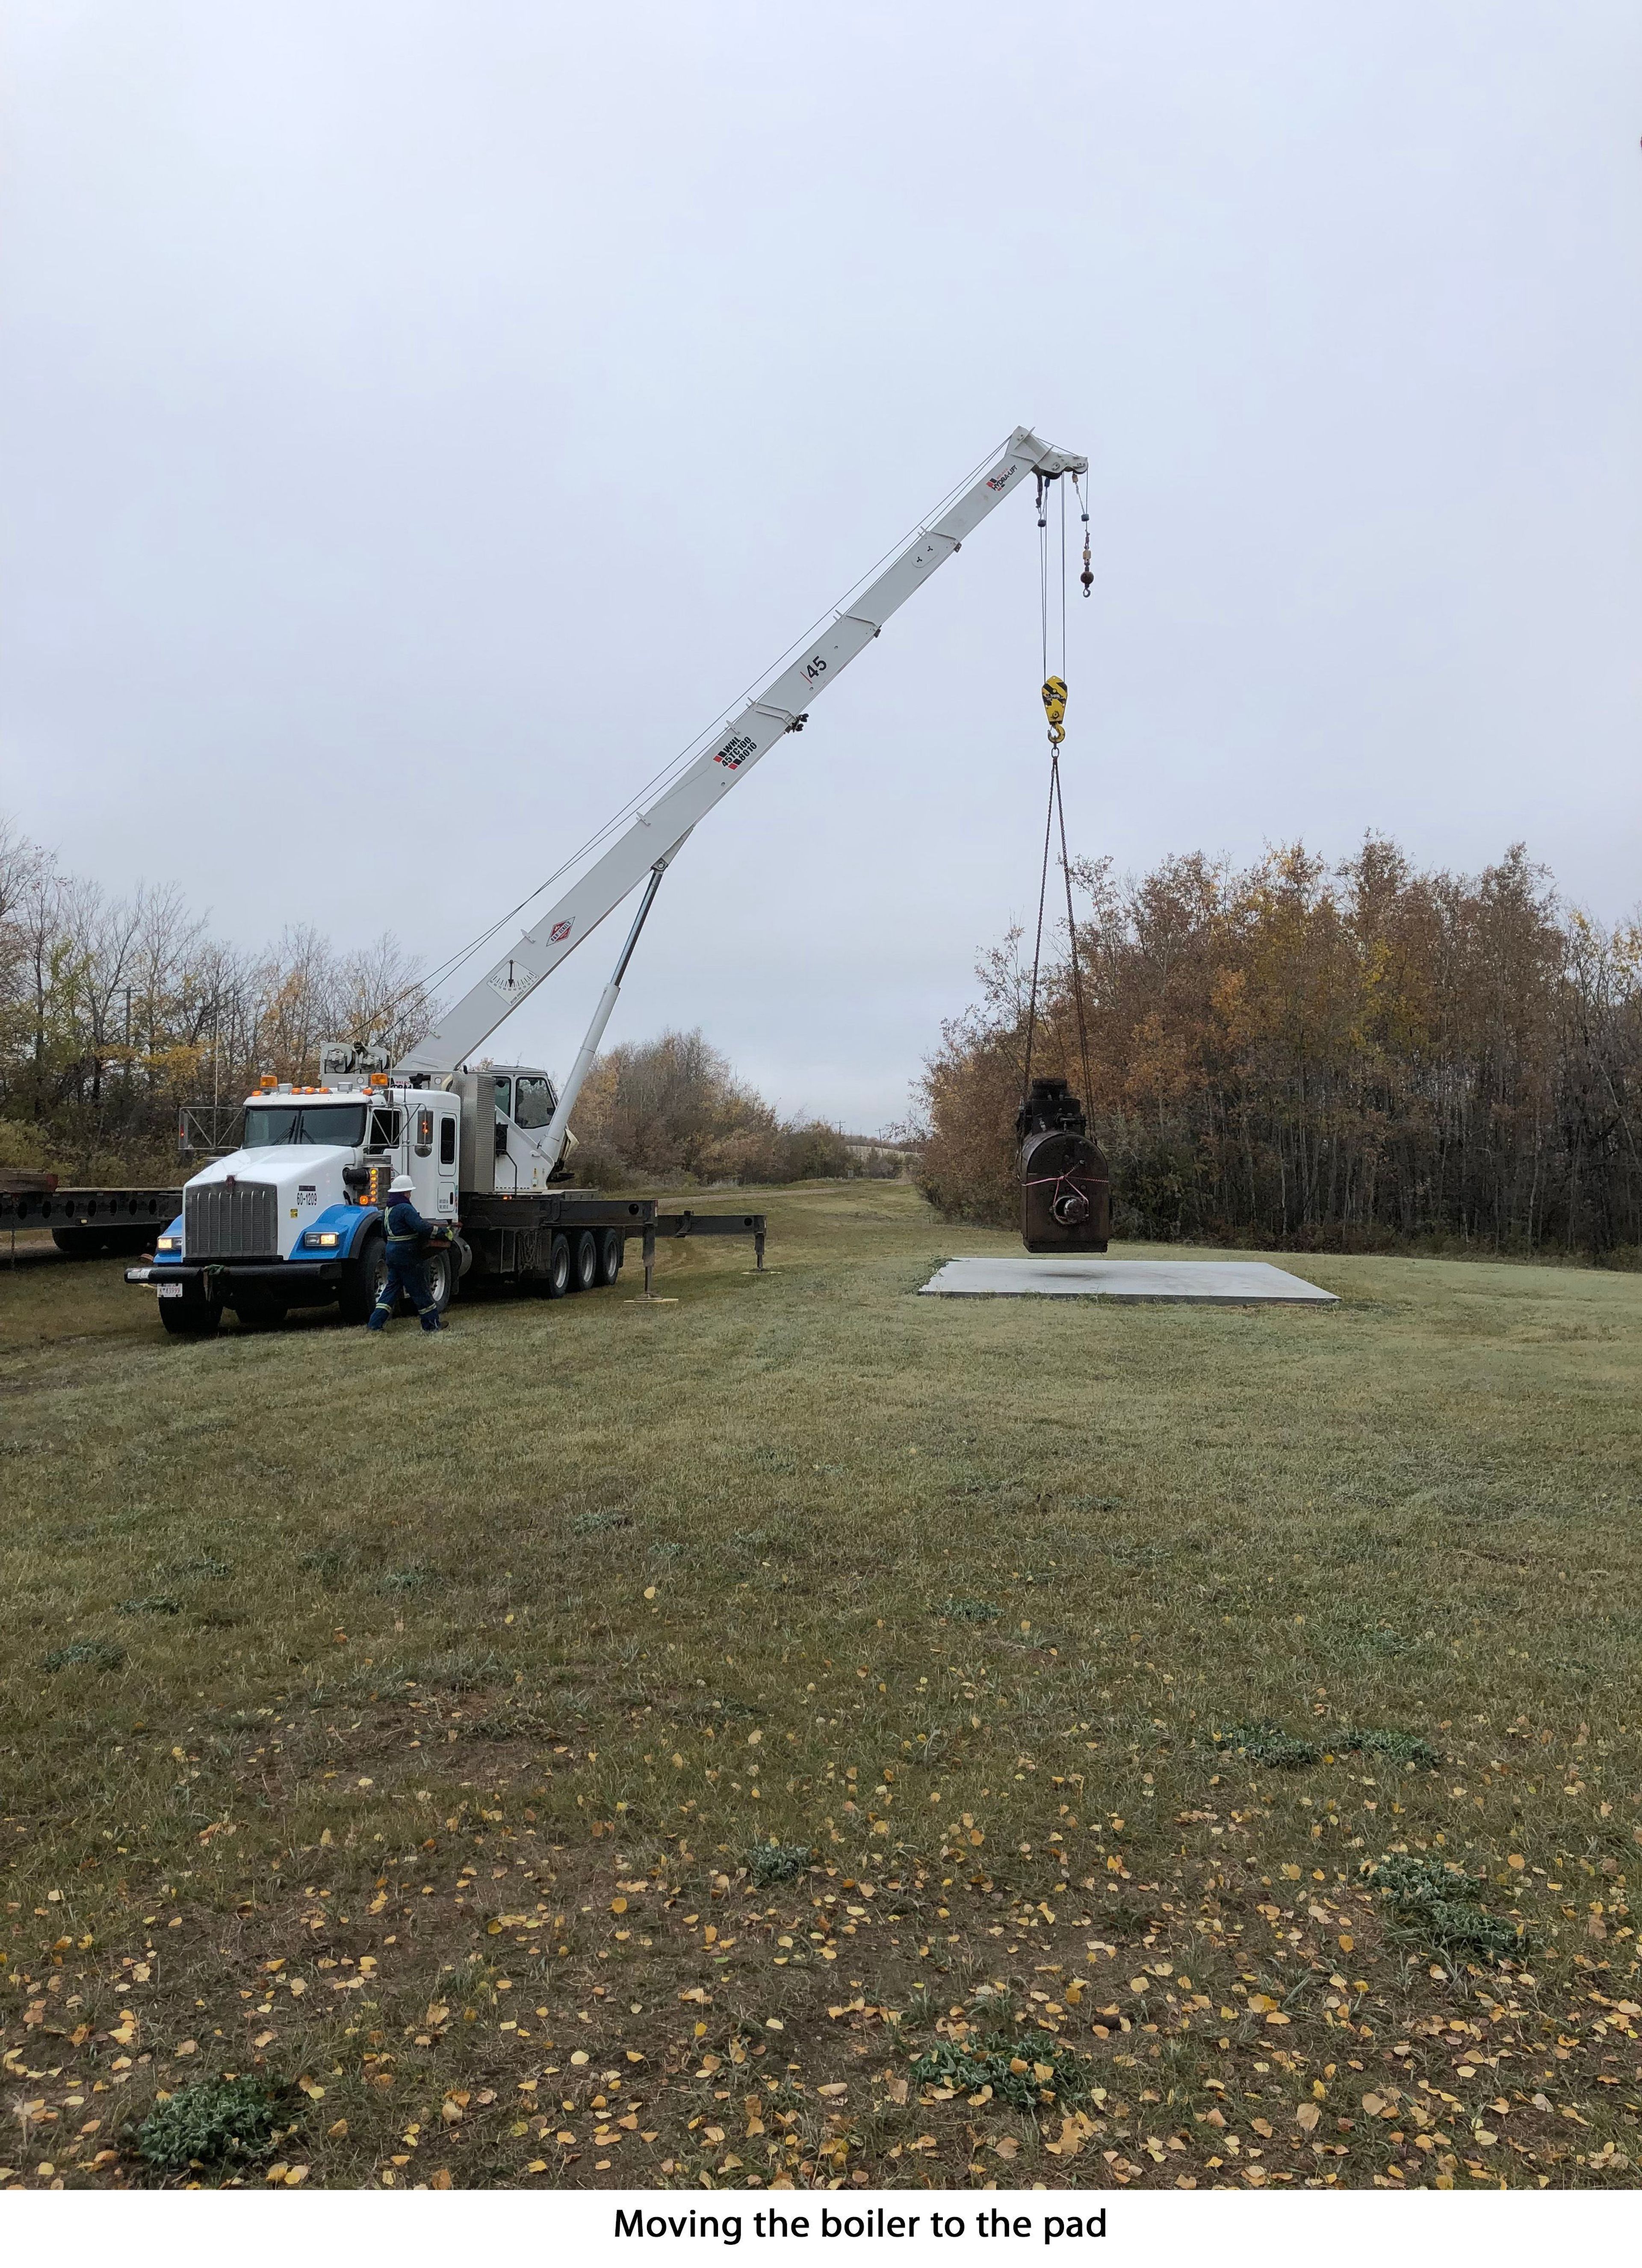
918 1255 1338 1304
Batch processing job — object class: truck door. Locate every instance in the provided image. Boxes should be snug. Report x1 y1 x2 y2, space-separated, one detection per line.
492 1075 516 1191
410 1103 439 1211
436 1105 458 1218
512 1074 558 1191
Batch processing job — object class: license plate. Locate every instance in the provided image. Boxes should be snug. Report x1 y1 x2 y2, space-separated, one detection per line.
157 1283 183 1299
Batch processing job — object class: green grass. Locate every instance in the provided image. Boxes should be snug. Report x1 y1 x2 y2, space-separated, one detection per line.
2 1183 1640 2192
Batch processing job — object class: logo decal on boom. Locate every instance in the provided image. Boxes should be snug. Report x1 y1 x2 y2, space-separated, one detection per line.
549 920 573 943
714 733 757 770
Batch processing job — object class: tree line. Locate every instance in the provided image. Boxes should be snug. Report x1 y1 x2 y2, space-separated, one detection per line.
569 1026 887 1189
0 819 431 1181
0 818 889 1189
916 839 1642 1258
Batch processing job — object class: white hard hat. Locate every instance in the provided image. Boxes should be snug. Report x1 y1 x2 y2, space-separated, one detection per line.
389 1173 416 1193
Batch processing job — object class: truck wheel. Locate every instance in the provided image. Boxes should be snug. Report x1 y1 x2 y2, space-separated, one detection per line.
423 1244 458 1314
52 1226 106 1259
109 1225 162 1257
544 1233 572 1298
337 1229 387 1326
597 1230 623 1287
570 1230 599 1292
159 1294 222 1339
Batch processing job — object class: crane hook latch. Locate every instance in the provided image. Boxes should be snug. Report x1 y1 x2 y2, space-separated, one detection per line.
1041 675 1067 745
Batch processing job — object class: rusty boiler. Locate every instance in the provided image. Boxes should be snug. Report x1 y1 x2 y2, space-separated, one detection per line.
1017 1076 1111 1254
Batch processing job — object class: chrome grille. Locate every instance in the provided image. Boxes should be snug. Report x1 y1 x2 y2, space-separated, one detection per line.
185 1180 278 1259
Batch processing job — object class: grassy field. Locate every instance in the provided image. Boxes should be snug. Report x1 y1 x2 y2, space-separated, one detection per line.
2 1180 1639 2194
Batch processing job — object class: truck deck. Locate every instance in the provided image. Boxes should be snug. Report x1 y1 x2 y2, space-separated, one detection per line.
461 1190 765 1297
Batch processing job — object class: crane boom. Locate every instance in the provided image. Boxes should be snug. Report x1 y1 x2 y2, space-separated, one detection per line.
394 425 1087 1081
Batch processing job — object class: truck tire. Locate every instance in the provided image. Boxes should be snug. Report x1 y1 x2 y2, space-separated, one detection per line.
570 1230 599 1292
52 1225 106 1258
109 1225 162 1257
337 1229 387 1326
597 1230 623 1287
423 1243 458 1314
544 1232 572 1298
159 1292 222 1339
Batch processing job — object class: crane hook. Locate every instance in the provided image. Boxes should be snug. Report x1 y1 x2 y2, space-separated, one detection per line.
1041 675 1067 745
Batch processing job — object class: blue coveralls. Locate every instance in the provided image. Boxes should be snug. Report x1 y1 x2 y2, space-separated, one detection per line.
367 1196 446 1332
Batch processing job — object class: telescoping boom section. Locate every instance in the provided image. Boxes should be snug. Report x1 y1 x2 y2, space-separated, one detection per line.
393 426 1087 1085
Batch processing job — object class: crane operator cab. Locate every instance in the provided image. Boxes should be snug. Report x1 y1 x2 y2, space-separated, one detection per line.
453 1064 576 1194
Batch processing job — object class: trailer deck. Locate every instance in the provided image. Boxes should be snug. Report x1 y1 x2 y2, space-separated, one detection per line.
2 1186 182 1256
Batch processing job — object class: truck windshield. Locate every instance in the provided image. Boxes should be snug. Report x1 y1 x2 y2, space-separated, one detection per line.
243 1104 369 1148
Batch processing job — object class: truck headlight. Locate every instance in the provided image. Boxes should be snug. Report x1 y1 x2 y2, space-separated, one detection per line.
301 1230 341 1249
155 1235 180 1252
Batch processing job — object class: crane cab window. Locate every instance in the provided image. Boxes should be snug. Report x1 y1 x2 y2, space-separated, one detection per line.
439 1113 456 1166
414 1107 434 1157
513 1075 557 1130
493 1076 512 1124
368 1107 401 1151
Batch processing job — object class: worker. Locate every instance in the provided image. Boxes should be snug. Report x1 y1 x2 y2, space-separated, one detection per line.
368 1173 450 1334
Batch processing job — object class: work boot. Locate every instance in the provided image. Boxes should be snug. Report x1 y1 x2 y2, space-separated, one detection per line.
422 1315 448 1333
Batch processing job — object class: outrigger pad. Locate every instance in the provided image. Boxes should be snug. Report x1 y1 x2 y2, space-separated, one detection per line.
1016 1076 1110 1254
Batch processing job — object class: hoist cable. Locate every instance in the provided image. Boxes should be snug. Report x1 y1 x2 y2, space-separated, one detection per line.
1020 757 1058 1109
1020 480 1093 1111
1059 477 1068 680
1038 497 1050 685
1055 751 1095 1107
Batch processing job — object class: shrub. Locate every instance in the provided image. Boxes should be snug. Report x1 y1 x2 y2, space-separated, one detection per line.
1212 1720 1320 1769
747 1842 812 1886
1369 1854 1526 1963
43 1639 124 1672
908 2028 1093 2110
1335 1728 1441 1770
380 1565 433 1593
136 2076 289 2170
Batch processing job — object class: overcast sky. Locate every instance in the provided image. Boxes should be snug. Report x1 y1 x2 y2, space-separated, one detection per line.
3 2 1638 1128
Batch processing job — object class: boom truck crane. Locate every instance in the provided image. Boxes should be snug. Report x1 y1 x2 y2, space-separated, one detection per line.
125 426 1093 1337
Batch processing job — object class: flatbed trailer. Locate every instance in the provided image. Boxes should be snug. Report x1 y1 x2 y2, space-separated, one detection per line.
2 1186 182 1257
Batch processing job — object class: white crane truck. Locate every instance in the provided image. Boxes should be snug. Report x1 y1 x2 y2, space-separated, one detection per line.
124 426 1086 1337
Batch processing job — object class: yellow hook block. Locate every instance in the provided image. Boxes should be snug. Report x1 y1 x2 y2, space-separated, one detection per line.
1041 675 1067 745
